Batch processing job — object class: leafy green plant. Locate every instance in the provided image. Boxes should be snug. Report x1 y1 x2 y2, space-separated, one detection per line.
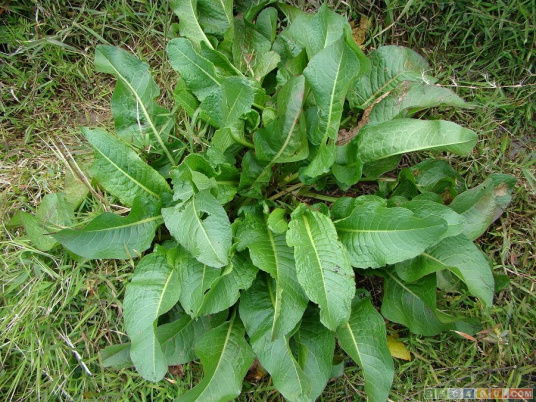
16 1 516 401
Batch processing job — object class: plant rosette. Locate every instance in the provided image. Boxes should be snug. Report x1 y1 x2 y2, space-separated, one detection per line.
16 1 515 401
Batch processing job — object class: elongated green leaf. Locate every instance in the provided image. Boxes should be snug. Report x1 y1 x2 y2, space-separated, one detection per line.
100 343 132 369
401 199 466 240
381 272 448 336
296 309 336 401
53 197 161 259
19 193 75 251
94 46 174 159
201 43 242 76
232 17 272 74
368 82 469 124
102 310 228 369
199 76 254 128
159 309 227 365
176 315 255 402
449 174 516 240
396 234 494 307
337 292 394 402
240 277 311 401
162 190 231 268
256 7 278 43
334 202 447 268
170 154 239 204
171 0 213 49
237 151 272 198
254 75 308 164
167 38 221 101
236 207 307 339
173 77 199 117
357 119 478 164
124 246 180 382
332 140 363 190
178 247 257 317
283 4 346 58
84 128 170 207
197 0 233 38
286 205 355 331
253 50 280 82
301 37 362 180
409 159 465 195
348 45 435 109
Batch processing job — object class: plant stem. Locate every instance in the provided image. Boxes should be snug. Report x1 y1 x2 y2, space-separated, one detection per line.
359 177 397 182
269 182 305 201
278 172 300 186
301 192 339 203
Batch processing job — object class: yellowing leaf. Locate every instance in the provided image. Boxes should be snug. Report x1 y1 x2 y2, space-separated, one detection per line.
351 16 371 46
387 336 412 361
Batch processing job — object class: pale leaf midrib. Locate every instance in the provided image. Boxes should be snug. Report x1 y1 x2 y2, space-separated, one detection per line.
94 142 161 200
302 214 330 316
196 318 234 400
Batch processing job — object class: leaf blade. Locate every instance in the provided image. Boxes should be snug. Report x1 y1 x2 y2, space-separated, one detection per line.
53 198 161 259
337 292 394 402
286 205 355 331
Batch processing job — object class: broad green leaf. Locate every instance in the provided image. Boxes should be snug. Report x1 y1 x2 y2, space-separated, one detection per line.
348 45 435 109
296 309 336 400
267 208 288 234
449 174 516 240
100 343 132 369
357 119 478 164
64 167 90 209
124 246 180 382
256 7 278 43
283 4 346 58
237 151 272 198
197 0 233 38
159 309 227 365
201 43 242 76
337 292 394 402
253 50 280 82
94 46 174 159
178 248 258 317
199 76 255 128
236 207 307 339
302 37 362 180
381 272 449 336
167 38 221 101
176 315 255 402
19 193 75 251
105 310 228 368
240 277 311 401
232 17 272 74
401 199 466 239
83 128 170 207
368 82 470 124
409 159 465 195
362 155 402 179
332 140 363 190
162 190 232 268
331 195 386 221
53 197 162 259
396 234 494 307
286 205 355 331
171 0 213 49
170 154 218 202
334 202 447 268
254 75 308 164
173 77 199 117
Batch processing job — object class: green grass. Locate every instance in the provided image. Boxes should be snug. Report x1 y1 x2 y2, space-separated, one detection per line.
1 0 535 400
